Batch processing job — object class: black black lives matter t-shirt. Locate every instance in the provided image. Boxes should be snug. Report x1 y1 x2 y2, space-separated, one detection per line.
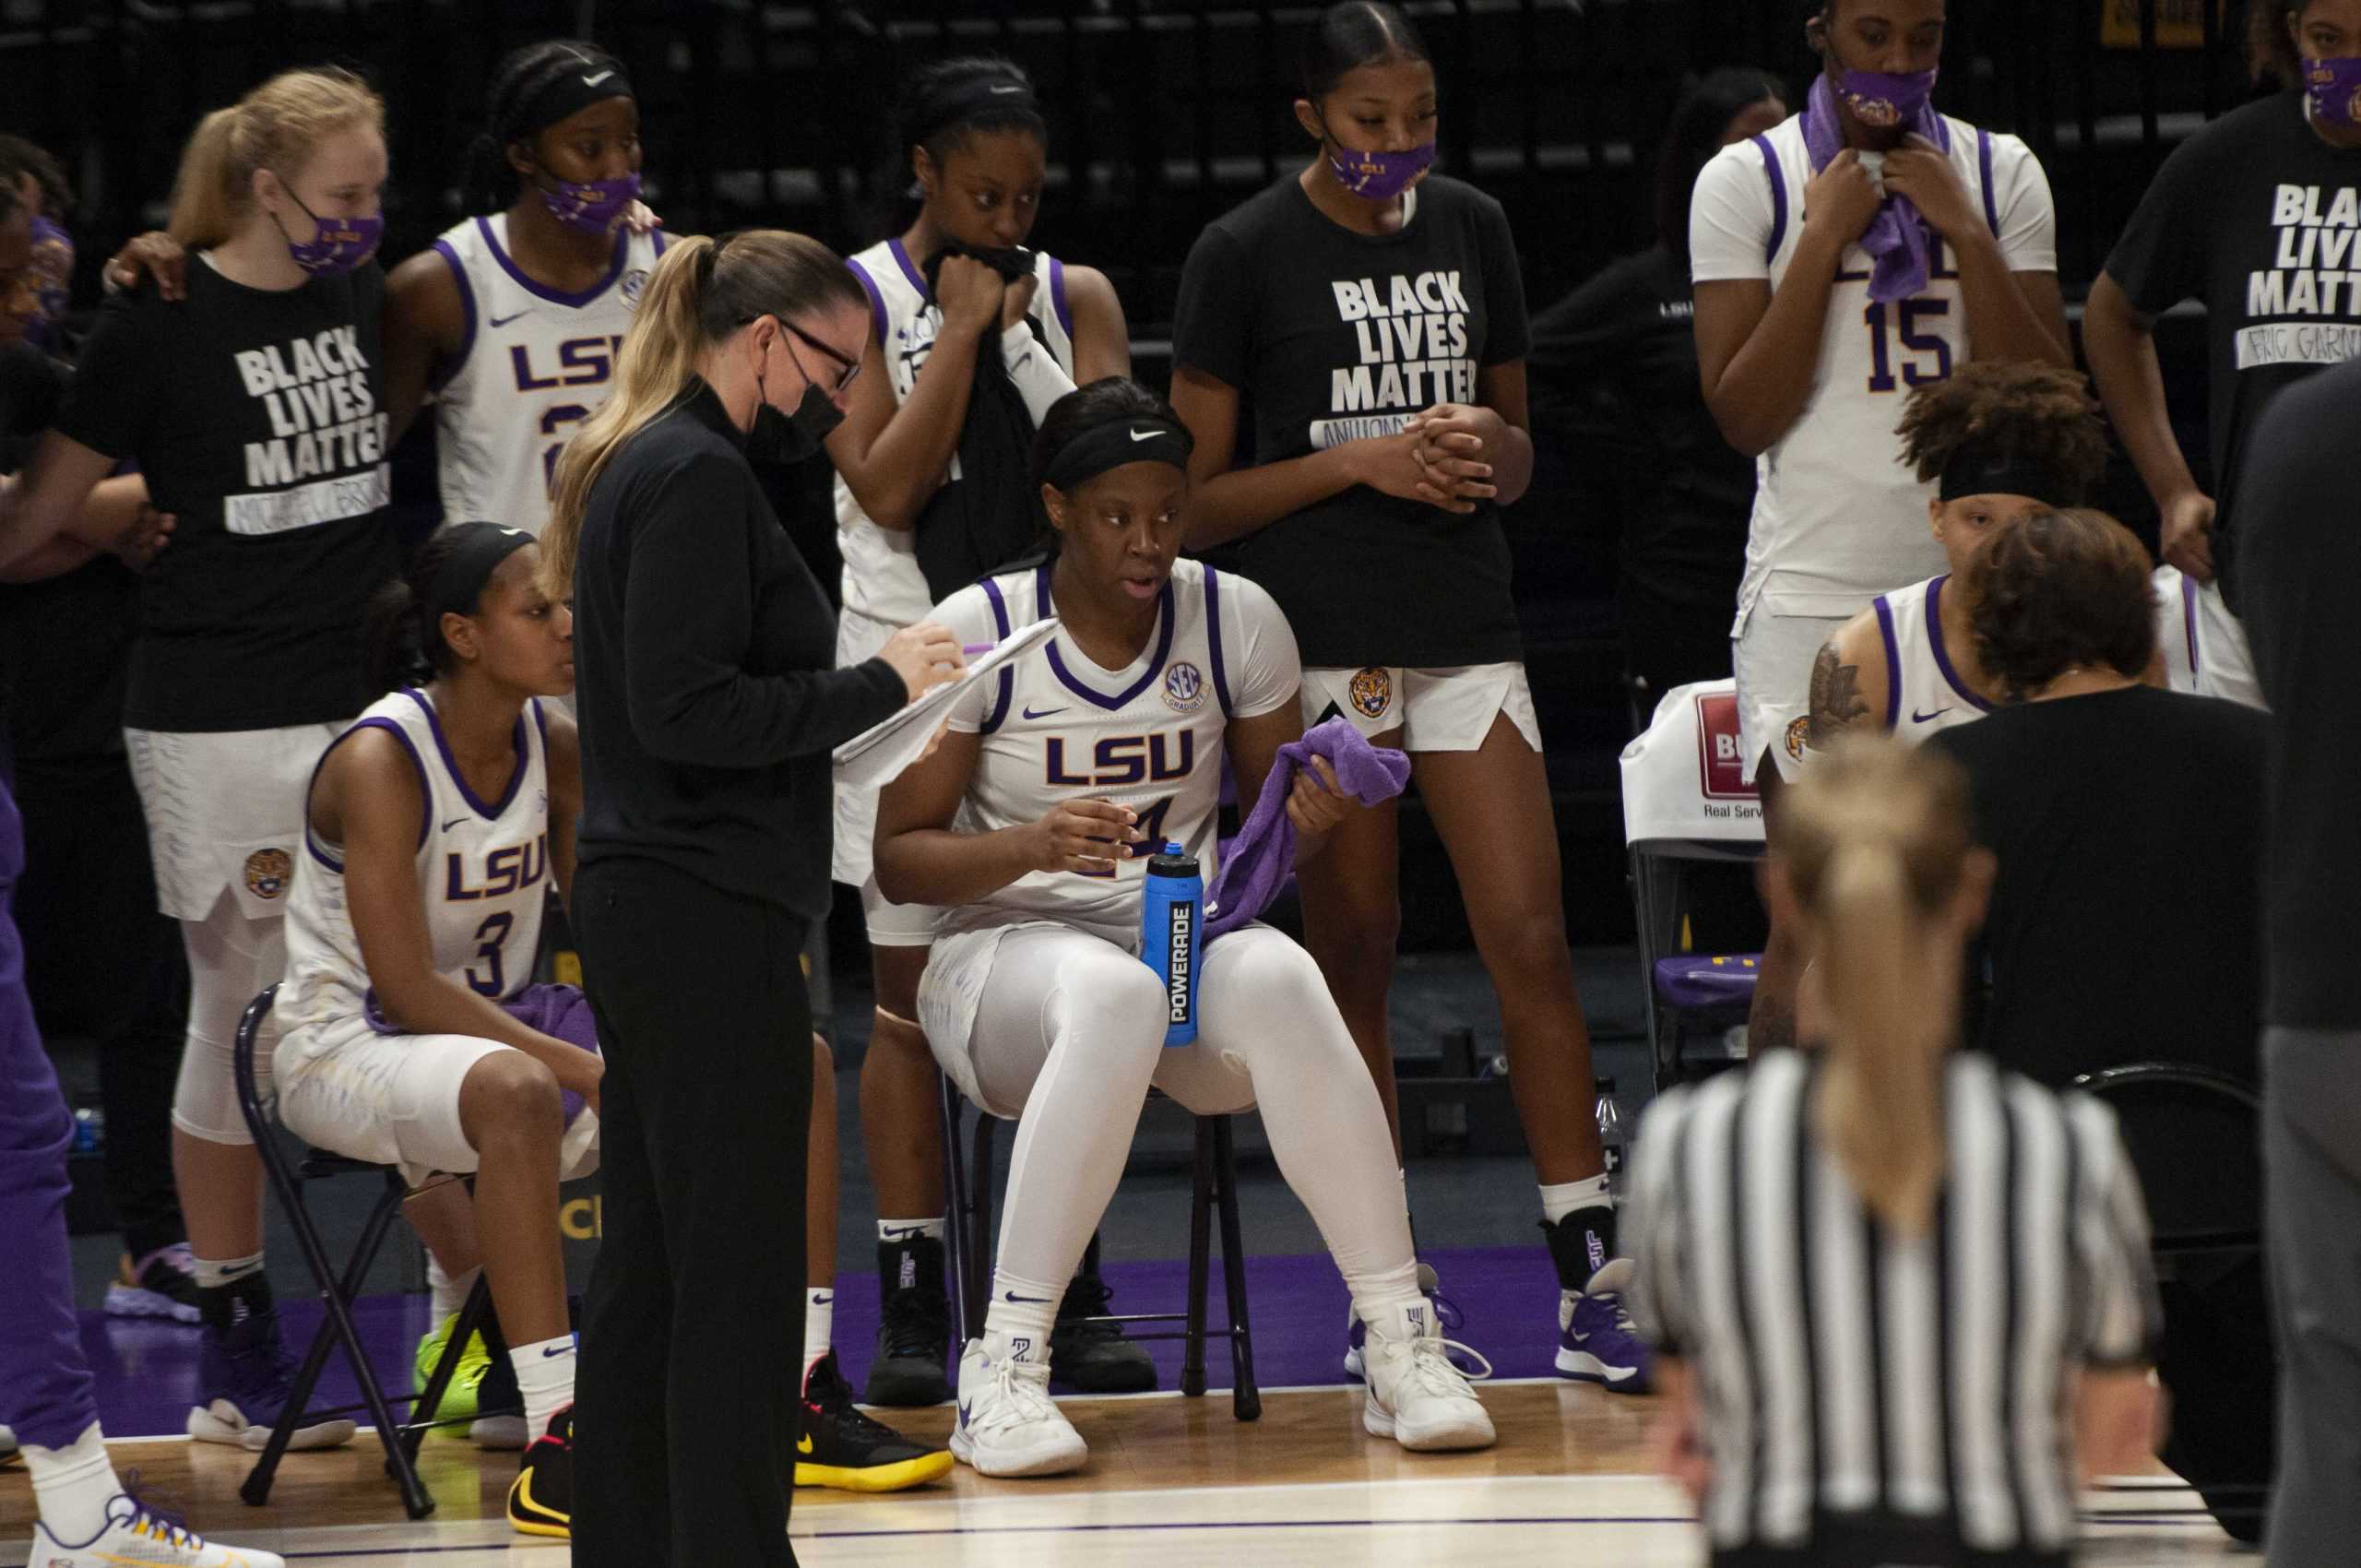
2105 91 2361 612
54 261 397 732
1172 175 1530 669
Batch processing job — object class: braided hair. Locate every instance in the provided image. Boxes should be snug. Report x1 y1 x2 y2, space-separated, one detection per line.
462 39 633 215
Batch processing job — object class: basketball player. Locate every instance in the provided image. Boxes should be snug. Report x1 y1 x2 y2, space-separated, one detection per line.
874 378 1492 1476
1689 0 2066 1052
1803 362 2108 754
1168 1 1641 1387
826 54 1135 1405
0 66 397 1454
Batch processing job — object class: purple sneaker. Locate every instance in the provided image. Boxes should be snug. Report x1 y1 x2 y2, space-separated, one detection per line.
106 1242 202 1324
1557 1259 1653 1392
188 1301 358 1452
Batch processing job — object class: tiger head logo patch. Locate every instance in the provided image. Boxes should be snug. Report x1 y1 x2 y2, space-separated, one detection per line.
1785 716 1811 762
1347 667 1394 721
244 848 292 900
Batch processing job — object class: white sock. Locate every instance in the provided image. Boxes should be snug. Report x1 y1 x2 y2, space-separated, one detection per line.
1348 1259 1427 1341
980 1269 1062 1366
1538 1175 1612 1227
428 1255 481 1324
803 1287 835 1384
879 1217 947 1244
25 1421 118 1547
511 1335 576 1438
192 1251 264 1291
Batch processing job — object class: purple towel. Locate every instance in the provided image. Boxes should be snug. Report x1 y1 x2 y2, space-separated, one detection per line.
1206 717 1410 941
1801 74 1950 305
364 980 601 1127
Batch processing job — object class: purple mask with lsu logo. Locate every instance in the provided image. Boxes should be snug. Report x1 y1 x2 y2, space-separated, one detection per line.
279 191 383 278
2306 56 2361 128
1835 66 1940 130
540 171 643 234
1328 139 1436 201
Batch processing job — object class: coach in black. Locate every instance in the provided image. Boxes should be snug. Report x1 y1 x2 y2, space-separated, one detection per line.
2236 351 2361 1561
538 230 958 1565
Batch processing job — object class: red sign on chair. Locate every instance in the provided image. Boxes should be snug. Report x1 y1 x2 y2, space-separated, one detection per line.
1695 689 1759 802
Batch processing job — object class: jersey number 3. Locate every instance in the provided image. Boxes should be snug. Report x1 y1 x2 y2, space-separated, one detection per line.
1863 300 1952 393
540 405 592 493
466 911 513 998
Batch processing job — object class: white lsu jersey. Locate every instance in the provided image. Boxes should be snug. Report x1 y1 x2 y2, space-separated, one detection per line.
835 239 1078 640
278 688 555 1062
928 559 1299 944
1869 573 1992 746
1691 115 2058 622
430 214 668 531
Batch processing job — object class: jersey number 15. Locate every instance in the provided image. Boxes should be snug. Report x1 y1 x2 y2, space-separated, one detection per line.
1863 299 1952 394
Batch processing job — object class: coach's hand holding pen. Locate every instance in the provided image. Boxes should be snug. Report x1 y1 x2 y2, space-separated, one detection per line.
877 620 967 699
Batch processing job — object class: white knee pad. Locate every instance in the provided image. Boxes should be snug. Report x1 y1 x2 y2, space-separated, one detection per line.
170 899 285 1146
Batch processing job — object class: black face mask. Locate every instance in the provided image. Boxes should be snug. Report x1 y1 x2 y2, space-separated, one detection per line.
747 350 847 467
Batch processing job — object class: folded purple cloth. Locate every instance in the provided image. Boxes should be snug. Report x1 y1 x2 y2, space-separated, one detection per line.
364 980 601 1127
1205 716 1410 941
1800 74 1950 304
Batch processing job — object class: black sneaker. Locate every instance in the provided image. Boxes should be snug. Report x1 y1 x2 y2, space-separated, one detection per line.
1050 1268 1157 1395
795 1352 954 1492
506 1407 573 1538
865 1231 954 1407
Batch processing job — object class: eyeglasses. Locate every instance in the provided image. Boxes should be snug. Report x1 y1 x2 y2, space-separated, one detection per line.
767 316 862 398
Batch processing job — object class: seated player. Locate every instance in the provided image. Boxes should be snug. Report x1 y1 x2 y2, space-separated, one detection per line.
1805 362 2109 754
876 379 1493 1478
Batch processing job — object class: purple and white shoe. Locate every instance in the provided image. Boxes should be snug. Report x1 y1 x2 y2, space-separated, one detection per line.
1346 1265 1484 1381
106 1242 202 1324
1557 1259 1653 1393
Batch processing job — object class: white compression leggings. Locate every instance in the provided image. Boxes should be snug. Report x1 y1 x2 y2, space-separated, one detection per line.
170 897 285 1146
970 923 1417 1305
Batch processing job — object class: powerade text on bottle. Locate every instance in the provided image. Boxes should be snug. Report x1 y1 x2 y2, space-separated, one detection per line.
1140 842 1201 1046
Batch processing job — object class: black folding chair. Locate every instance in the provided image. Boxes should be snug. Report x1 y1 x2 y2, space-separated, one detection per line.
940 1075 1261 1421
232 984 494 1518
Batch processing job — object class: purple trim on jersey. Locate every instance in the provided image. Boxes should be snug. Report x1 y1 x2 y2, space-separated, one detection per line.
1044 579 1179 712
1976 129 2000 237
2180 574 2201 671
651 228 670 257
1752 134 1788 265
304 717 431 872
1925 576 1996 713
1049 255 1073 339
1871 593 1904 731
529 697 551 767
429 239 476 394
477 214 630 308
887 236 927 296
402 688 530 819
848 256 889 356
978 577 1017 734
1202 566 1233 718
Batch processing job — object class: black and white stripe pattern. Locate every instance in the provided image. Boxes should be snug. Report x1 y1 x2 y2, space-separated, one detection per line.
1629 1051 2160 1556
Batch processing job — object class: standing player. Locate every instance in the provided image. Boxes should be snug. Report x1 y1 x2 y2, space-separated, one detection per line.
1689 0 2066 1051
877 378 1493 1475
1803 362 2107 754
0 65 396 1454
1169 1 1639 1385
2082 0 2361 713
382 40 664 524
825 54 1134 1405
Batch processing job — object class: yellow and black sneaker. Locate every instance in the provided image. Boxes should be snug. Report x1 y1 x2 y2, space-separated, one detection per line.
506 1406 573 1538
795 1352 954 1493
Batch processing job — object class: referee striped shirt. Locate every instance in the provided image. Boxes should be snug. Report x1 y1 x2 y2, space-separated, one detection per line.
1627 1050 2161 1563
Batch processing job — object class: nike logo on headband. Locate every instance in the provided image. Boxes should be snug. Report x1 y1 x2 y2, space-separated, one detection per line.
582 70 615 86
990 84 1026 94
1130 427 1160 442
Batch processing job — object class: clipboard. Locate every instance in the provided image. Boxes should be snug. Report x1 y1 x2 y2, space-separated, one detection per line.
831 616 1062 790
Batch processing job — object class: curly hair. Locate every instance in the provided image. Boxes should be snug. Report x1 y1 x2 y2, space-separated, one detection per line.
1893 360 2108 504
1966 508 2157 701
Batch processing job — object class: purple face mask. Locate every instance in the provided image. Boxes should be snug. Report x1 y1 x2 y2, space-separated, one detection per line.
540 171 642 234
2306 57 2361 128
1835 67 1939 130
279 190 383 277
1328 138 1436 201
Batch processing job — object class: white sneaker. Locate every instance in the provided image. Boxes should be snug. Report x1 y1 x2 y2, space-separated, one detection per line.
1361 1301 1496 1453
949 1337 1087 1478
28 1491 285 1567
0 1423 17 1465
1344 1262 1445 1381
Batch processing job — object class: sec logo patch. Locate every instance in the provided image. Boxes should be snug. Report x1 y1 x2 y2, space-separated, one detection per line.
1348 667 1394 720
1164 661 1207 713
1784 716 1811 762
244 848 292 900
620 267 649 308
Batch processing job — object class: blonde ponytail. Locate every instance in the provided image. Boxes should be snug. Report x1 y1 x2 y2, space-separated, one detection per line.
1776 737 1975 1237
540 229 866 602
169 66 384 249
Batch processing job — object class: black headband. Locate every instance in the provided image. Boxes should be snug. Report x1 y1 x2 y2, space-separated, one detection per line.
425 522 536 624
1937 443 2079 505
1042 418 1194 492
909 74 1041 148
512 49 633 141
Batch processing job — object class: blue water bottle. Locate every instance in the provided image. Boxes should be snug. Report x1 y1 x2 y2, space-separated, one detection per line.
1139 842 1202 1046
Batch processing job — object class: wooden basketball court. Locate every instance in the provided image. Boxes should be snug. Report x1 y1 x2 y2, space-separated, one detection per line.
0 1382 2245 1564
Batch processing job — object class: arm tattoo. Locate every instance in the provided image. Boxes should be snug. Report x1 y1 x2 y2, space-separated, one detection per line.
1807 641 1869 749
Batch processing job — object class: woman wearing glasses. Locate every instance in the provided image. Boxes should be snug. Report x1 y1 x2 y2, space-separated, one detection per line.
537 231 964 1568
